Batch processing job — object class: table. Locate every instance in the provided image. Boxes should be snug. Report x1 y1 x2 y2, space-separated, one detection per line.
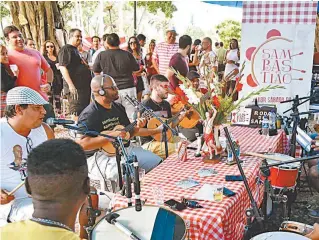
111 126 289 240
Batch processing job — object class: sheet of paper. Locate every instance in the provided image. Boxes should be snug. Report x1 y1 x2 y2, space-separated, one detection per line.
197 168 218 177
192 184 215 201
176 178 200 189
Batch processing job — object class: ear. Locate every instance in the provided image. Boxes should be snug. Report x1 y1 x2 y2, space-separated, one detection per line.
25 177 32 195
82 177 90 195
15 105 26 115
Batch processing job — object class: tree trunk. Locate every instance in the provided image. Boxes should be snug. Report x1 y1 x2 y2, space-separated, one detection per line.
315 14 319 52
8 1 65 51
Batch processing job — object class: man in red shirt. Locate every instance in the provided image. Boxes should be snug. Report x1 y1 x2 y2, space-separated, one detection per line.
4 25 54 120
166 35 192 90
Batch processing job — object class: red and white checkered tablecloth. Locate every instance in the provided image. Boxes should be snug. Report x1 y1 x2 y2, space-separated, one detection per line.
242 1 317 25
111 126 289 240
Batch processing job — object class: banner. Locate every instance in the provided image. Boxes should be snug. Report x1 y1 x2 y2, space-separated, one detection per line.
239 1 317 115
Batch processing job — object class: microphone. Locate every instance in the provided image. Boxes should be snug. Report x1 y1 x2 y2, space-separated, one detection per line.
105 213 141 240
46 118 75 126
133 155 142 212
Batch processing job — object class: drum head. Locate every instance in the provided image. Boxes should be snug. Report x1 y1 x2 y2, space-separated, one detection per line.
265 153 299 168
251 231 309 239
91 205 186 240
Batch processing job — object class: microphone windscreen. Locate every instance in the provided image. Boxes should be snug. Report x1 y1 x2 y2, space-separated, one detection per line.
46 118 55 126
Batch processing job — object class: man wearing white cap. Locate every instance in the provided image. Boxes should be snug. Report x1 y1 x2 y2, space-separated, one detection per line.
152 28 179 76
0 86 54 226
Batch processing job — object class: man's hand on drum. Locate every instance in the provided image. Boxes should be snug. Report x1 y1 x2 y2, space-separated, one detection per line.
0 189 14 205
306 223 319 240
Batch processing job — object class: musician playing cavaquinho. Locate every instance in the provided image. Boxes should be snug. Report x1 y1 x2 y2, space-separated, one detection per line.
76 75 162 193
139 74 187 158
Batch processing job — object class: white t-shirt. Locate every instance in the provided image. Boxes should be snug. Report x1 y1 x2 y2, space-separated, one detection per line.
0 118 48 198
91 47 106 65
199 50 218 77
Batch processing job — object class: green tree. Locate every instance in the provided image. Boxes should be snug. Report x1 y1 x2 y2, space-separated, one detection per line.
185 25 205 41
216 20 241 48
130 1 177 19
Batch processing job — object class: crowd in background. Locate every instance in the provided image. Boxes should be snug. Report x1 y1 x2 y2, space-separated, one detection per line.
0 24 240 121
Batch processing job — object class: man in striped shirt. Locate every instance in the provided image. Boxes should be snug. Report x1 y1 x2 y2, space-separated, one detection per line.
152 29 179 76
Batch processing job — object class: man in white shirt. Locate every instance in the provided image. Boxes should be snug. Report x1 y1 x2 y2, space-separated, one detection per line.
199 37 218 82
152 28 179 76
91 33 109 65
0 87 54 226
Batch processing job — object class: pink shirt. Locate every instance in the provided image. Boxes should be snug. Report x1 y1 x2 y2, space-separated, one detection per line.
152 42 179 75
8 48 50 100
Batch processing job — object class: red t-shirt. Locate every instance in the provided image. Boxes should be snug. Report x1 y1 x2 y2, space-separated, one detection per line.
8 48 50 100
168 53 189 90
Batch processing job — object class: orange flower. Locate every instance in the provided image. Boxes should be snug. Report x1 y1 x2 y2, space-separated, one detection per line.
174 87 189 105
236 83 243 92
212 96 220 108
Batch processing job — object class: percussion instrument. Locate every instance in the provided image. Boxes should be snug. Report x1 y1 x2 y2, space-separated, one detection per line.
261 153 300 189
1 181 25 205
280 221 313 236
90 205 186 240
251 231 309 239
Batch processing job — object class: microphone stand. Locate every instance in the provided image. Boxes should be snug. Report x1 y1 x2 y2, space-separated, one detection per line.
63 124 128 195
281 95 319 157
224 127 264 238
125 95 177 158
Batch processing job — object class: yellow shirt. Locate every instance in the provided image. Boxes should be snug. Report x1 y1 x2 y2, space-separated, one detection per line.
1 220 81 240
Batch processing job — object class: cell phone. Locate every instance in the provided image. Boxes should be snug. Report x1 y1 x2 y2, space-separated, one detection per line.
225 175 243 181
164 199 186 211
223 187 236 197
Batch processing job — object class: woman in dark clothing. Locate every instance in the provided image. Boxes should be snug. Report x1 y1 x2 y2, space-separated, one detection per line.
1 44 17 117
41 40 63 112
127 36 145 102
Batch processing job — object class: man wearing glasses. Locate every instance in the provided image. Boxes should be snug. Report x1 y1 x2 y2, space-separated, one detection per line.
0 87 54 226
77 75 162 194
58 28 92 118
93 33 140 120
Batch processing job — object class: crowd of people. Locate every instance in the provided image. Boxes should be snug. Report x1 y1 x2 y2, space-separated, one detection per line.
1 24 319 240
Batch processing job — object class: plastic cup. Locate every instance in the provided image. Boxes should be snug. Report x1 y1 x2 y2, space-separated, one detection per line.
213 184 224 202
152 185 164 206
9 64 18 72
139 168 145 185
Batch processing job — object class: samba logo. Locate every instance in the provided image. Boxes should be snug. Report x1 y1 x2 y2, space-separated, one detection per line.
245 29 305 88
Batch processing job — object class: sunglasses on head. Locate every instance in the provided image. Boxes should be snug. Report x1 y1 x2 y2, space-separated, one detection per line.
129 41 137 45
46 45 54 48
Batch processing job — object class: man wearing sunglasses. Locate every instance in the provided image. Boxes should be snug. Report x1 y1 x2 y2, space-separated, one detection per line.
77 75 162 195
0 87 54 226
